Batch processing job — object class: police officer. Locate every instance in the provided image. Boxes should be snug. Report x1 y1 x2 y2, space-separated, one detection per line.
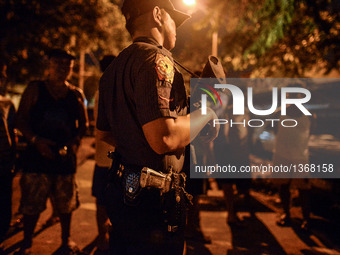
97 0 219 254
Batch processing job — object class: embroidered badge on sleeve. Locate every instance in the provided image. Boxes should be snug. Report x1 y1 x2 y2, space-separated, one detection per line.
155 53 174 83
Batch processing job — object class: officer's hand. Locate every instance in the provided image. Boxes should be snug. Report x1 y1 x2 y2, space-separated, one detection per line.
198 120 220 144
34 137 56 159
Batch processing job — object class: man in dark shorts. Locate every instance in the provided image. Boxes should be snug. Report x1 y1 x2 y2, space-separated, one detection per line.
16 49 88 254
96 0 219 254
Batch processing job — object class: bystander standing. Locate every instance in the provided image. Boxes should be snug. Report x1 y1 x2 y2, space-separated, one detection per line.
15 49 88 254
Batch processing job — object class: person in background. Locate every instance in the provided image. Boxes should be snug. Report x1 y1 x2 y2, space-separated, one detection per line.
273 85 313 230
215 99 253 226
0 61 16 254
15 49 88 254
91 55 115 251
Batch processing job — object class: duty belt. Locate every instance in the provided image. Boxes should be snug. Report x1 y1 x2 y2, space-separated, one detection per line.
108 151 193 206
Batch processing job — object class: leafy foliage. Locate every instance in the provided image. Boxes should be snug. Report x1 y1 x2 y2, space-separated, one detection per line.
0 0 130 83
181 0 339 77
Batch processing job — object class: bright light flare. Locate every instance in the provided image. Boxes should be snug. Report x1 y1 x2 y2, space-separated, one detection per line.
183 0 196 6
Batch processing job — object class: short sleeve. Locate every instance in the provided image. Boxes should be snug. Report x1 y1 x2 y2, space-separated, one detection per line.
135 52 177 126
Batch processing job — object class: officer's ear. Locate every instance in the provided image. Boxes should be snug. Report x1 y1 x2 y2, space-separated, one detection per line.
153 6 163 27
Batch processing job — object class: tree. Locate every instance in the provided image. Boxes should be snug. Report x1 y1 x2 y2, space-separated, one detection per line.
179 0 339 77
0 0 130 83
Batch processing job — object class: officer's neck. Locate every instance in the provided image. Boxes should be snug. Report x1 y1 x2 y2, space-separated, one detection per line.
132 28 164 47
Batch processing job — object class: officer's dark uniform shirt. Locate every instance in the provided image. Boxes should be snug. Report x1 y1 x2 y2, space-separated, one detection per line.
97 37 188 173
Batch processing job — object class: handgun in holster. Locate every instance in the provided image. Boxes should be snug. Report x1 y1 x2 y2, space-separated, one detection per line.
139 167 172 195
140 167 192 204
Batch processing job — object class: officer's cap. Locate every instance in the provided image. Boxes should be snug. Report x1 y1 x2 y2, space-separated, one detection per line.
48 49 76 60
122 0 191 28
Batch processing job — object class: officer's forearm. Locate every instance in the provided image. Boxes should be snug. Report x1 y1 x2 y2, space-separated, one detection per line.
189 108 217 142
143 108 217 155
143 116 190 154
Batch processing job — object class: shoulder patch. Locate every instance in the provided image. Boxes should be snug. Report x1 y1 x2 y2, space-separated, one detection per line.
155 53 174 83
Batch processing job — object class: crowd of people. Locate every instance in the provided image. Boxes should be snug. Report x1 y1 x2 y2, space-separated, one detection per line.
0 0 314 255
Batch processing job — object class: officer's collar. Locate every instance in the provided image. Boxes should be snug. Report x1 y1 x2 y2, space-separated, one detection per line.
133 37 163 49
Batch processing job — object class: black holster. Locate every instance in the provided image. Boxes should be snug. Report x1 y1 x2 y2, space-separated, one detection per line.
107 151 142 206
122 170 142 206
